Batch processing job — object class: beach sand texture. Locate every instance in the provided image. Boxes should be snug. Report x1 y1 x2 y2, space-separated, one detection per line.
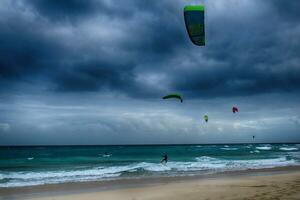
20 171 300 200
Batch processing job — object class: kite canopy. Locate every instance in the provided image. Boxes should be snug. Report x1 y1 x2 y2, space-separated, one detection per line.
162 94 183 103
204 115 208 122
232 106 239 113
184 5 205 46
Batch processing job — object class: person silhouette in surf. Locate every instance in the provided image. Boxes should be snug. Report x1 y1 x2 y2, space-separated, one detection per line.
161 154 168 164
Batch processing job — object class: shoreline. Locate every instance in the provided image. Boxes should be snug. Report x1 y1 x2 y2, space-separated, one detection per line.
1 165 300 199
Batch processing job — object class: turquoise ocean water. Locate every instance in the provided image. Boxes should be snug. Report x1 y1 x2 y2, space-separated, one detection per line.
1 144 300 187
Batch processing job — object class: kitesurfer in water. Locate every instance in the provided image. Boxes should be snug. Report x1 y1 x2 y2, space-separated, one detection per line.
102 152 111 157
161 154 168 163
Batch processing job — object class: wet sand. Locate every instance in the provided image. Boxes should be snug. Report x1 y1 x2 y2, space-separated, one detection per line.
1 166 300 200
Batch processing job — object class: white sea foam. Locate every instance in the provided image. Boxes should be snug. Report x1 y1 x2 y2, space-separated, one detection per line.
196 156 296 170
256 146 272 150
221 148 238 150
102 154 112 157
1 155 297 188
280 147 298 151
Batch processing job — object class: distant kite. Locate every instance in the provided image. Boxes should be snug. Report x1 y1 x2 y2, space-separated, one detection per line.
184 5 205 46
162 94 183 103
232 106 239 113
204 115 208 122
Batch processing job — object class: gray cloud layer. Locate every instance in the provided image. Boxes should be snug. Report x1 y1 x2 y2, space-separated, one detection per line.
1 0 299 98
0 0 299 145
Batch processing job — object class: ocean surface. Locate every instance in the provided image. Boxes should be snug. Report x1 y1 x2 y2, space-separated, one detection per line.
1 144 300 187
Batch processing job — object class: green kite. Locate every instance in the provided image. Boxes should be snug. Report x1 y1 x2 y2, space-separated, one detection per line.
184 5 205 46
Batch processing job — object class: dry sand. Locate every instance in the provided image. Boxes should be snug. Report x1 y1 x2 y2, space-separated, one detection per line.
1 167 300 200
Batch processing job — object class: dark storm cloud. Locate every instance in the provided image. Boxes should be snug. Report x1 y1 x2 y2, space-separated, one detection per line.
167 0 300 98
1 0 300 145
27 0 136 23
271 0 300 22
0 0 186 97
0 0 299 98
28 0 99 19
54 60 135 92
0 14 58 79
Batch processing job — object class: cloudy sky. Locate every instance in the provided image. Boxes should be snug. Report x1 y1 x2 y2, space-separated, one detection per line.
0 0 299 145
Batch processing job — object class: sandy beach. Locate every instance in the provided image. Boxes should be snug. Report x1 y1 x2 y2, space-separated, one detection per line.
1 166 300 200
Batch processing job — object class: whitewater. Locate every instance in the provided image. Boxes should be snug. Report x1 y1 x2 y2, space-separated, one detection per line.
1 144 299 187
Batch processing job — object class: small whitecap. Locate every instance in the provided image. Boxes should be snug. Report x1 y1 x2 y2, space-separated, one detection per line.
99 153 112 157
280 147 298 151
256 146 272 150
221 148 238 150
